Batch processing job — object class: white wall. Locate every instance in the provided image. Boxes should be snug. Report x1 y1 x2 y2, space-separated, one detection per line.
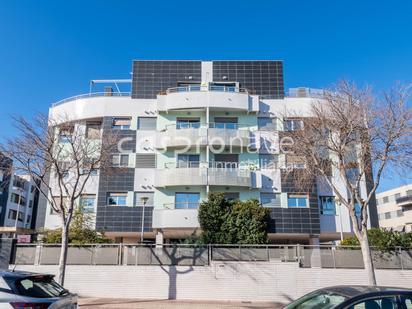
14 263 412 302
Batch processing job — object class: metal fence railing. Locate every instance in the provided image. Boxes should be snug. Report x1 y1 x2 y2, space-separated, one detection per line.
11 244 412 270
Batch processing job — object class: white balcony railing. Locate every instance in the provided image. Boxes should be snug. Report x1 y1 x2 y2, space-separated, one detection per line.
154 162 260 188
156 123 252 149
152 208 199 229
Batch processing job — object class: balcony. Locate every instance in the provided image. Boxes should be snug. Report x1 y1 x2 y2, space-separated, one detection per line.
157 85 259 112
152 207 199 229
396 196 412 208
154 162 261 188
155 123 252 149
154 164 208 187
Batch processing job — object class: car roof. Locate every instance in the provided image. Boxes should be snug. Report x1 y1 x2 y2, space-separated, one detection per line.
321 286 412 297
0 270 54 280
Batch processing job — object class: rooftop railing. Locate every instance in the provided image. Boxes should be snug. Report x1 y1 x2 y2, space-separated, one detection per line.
52 92 131 107
165 85 248 94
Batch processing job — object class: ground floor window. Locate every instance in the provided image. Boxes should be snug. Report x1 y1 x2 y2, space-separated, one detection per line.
80 194 96 213
107 192 127 206
320 196 336 215
175 192 200 209
287 194 308 207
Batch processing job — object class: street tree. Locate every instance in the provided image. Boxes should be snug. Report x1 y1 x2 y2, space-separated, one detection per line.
283 81 412 285
2 113 115 285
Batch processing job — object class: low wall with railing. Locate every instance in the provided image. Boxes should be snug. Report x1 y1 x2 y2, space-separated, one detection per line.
12 244 412 270
11 244 412 301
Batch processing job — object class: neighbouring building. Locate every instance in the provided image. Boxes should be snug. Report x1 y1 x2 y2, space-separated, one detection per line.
376 184 412 232
0 153 40 240
40 60 379 244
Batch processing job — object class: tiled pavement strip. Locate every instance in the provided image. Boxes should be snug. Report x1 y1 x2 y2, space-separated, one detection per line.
79 298 285 309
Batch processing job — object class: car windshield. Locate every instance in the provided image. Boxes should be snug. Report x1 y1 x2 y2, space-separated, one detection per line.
285 290 348 309
14 275 67 298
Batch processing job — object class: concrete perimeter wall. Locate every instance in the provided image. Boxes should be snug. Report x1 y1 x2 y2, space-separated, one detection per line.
13 262 412 302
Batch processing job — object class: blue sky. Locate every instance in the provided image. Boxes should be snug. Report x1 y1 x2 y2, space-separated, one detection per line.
0 0 411 191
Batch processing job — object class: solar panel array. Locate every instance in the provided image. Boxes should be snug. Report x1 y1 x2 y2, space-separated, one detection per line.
132 61 201 99
213 61 284 99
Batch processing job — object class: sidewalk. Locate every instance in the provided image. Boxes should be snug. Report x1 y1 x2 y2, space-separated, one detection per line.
79 298 284 309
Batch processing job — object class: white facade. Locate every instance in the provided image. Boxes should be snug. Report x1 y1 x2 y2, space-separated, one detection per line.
376 184 412 231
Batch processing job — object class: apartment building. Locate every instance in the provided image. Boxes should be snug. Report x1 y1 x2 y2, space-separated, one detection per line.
0 153 40 239
376 184 412 232
41 60 378 244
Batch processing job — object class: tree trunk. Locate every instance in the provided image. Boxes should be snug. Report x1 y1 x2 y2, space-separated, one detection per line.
57 224 69 286
359 232 377 285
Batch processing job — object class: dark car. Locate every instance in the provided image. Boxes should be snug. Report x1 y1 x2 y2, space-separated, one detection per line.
284 286 412 309
0 270 77 308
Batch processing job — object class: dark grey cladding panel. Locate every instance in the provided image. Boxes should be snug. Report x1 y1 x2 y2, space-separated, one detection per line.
267 170 320 234
95 206 153 232
213 61 284 99
97 168 135 207
0 154 12 226
101 117 136 152
132 61 202 99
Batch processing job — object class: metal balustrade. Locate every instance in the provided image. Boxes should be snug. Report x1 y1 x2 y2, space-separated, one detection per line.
12 244 412 269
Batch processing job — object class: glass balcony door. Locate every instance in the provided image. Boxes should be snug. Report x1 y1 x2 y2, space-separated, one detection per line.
176 117 201 129
175 192 200 209
177 154 200 168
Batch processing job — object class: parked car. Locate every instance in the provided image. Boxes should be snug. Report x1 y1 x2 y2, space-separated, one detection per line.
0 270 77 308
284 286 412 309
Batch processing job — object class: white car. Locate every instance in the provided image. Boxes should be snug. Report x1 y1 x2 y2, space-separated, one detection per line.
0 270 77 308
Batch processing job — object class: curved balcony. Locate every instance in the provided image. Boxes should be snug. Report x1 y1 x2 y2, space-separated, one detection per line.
154 162 261 188
157 85 259 112
155 123 252 150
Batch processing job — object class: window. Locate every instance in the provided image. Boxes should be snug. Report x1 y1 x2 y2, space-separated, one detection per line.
29 200 33 208
18 211 24 222
223 192 240 201
383 196 389 204
407 190 412 196
395 193 401 200
8 209 17 220
175 192 200 209
112 154 129 167
79 194 96 213
396 209 403 217
177 154 200 168
385 212 391 219
10 193 26 206
107 193 127 206
176 118 200 129
137 117 157 130
58 126 74 143
86 122 101 139
12 276 66 298
283 119 303 131
320 196 336 215
134 192 154 206
112 118 131 130
212 117 238 129
213 154 239 168
259 154 278 169
351 296 398 309
260 193 280 207
135 154 156 168
284 290 348 309
288 194 308 207
26 215 31 224
258 117 278 131
286 155 306 169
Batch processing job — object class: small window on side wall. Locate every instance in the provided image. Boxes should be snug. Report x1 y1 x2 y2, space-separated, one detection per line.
86 122 101 139
112 118 131 130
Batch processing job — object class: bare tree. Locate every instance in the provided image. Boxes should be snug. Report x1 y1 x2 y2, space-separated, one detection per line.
283 81 412 285
2 113 115 285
